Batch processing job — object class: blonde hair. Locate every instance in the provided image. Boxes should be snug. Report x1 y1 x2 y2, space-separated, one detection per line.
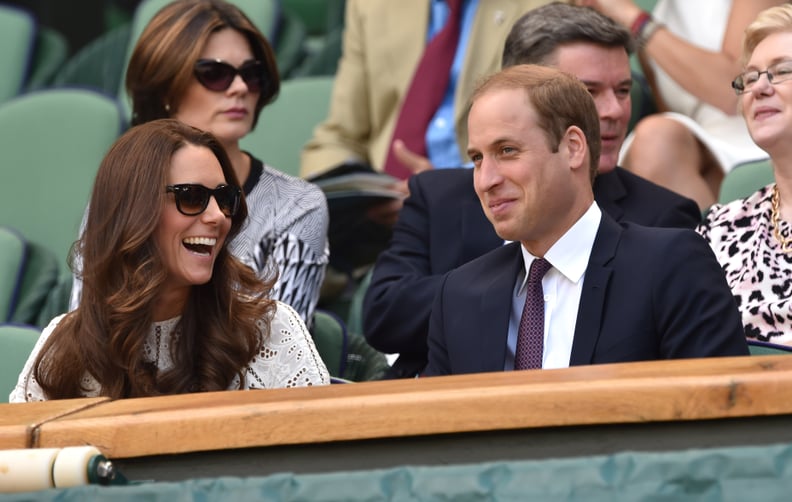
742 4 792 65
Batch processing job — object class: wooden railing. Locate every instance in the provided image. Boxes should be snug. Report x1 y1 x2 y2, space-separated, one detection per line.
4 355 792 463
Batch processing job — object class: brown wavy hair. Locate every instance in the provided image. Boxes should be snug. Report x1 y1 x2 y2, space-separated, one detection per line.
33 119 277 399
126 0 280 128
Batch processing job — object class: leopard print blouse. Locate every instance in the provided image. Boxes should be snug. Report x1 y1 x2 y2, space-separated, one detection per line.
697 184 792 344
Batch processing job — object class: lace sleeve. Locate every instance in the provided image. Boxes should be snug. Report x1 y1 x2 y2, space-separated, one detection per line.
241 301 330 389
9 314 64 403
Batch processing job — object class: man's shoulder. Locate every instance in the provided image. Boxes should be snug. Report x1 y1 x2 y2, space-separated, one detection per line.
611 167 693 205
446 241 518 278
596 167 701 228
613 219 706 257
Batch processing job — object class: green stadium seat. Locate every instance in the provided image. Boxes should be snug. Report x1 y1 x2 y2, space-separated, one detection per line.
718 158 774 204
0 323 41 403
0 89 123 272
0 4 36 104
240 75 334 176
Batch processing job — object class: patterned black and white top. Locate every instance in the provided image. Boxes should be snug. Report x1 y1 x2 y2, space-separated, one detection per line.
232 155 329 323
697 184 792 344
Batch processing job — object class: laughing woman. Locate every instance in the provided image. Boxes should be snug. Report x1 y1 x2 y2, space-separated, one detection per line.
697 4 792 344
11 120 329 402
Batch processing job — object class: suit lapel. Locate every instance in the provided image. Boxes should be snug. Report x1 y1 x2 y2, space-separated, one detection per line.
569 215 621 365
477 243 523 372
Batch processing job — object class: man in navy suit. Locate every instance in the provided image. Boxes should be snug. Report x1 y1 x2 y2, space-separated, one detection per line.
364 3 703 378
423 64 747 376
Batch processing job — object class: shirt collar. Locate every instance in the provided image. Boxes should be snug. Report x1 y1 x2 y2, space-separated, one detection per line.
518 202 602 291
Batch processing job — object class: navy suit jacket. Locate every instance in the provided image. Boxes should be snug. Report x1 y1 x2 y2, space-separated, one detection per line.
364 167 702 377
424 214 748 376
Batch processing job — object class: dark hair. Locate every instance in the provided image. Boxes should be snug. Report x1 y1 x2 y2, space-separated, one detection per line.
502 2 633 68
34 119 277 399
126 0 279 128
472 64 601 180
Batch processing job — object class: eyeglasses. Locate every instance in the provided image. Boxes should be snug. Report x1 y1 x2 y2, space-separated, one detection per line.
166 184 241 217
731 60 792 95
193 59 265 93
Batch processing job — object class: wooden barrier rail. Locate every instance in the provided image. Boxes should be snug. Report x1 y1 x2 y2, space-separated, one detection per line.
3 355 792 480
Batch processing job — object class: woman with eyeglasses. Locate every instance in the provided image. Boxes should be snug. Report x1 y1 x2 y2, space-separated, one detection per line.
696 4 792 344
11 119 329 402
70 0 330 326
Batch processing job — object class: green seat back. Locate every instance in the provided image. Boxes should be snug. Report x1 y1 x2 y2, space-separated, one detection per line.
346 267 373 337
0 323 41 402
0 89 123 269
0 227 26 322
274 9 307 78
26 26 69 91
35 273 72 329
10 240 61 328
311 309 389 381
52 23 131 95
282 0 345 57
311 310 346 378
0 4 36 104
343 331 390 382
748 340 792 356
718 159 774 204
240 75 334 176
119 0 281 122
291 25 342 78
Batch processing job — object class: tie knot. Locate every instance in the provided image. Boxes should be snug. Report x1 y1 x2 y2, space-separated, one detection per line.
528 258 551 284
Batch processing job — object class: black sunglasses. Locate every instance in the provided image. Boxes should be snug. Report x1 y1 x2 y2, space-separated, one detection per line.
193 59 265 93
166 184 241 217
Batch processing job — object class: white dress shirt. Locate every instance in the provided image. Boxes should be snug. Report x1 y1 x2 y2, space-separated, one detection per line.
505 202 602 370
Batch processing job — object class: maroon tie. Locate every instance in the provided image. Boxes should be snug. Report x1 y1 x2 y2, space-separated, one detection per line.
382 0 463 179
515 258 552 370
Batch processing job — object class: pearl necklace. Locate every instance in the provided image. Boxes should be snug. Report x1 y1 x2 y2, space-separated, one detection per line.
771 184 792 253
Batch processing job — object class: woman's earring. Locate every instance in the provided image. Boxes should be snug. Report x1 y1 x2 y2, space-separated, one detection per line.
164 103 171 113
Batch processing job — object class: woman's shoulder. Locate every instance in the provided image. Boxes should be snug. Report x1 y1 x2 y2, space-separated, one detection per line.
706 184 773 223
251 300 331 386
271 300 303 324
248 158 326 203
266 301 311 339
700 184 773 243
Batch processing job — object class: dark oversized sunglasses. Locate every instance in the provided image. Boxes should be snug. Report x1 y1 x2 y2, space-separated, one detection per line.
193 59 265 92
166 183 241 217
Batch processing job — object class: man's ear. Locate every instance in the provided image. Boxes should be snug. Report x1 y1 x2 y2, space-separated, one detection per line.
563 125 587 171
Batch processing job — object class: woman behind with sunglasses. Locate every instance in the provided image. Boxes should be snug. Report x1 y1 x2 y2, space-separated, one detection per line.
11 119 330 402
71 0 330 326
696 4 792 345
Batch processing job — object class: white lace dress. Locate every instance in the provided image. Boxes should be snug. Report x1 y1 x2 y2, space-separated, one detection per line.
9 301 330 402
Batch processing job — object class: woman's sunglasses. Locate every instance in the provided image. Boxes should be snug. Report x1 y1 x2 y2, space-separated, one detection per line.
166 184 242 217
193 59 265 93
